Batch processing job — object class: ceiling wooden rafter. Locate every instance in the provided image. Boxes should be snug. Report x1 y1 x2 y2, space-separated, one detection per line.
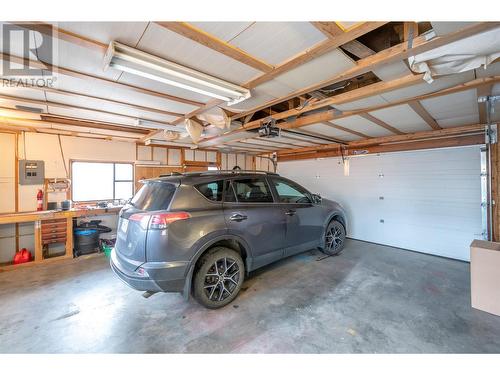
196 75 500 148
322 121 371 139
240 73 424 130
277 133 485 161
3 21 499 156
0 93 176 127
147 21 387 137
155 22 274 73
231 22 500 122
0 116 145 139
311 22 376 59
276 123 486 159
408 100 442 130
27 85 184 118
0 53 203 107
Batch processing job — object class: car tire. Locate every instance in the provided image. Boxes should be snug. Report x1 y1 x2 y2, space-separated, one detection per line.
193 247 245 309
321 219 346 256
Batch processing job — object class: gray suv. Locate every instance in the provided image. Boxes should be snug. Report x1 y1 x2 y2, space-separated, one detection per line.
111 171 346 309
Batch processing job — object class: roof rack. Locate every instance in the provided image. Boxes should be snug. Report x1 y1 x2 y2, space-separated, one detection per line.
197 170 278 176
156 170 278 179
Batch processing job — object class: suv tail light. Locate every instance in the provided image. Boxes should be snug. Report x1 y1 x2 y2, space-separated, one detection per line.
129 212 191 230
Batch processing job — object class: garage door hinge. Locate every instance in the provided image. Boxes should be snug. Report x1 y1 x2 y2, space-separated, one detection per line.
485 124 497 144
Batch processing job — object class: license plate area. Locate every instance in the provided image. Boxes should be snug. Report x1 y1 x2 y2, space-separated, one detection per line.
120 218 129 233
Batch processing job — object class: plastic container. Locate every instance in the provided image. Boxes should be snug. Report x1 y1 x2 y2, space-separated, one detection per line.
103 245 113 258
74 229 99 257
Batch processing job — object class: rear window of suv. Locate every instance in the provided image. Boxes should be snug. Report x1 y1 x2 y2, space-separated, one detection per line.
131 181 176 211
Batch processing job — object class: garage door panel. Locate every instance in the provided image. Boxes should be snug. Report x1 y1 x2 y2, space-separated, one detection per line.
278 146 482 261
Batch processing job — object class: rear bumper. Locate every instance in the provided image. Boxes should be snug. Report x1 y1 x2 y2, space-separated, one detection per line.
110 249 188 293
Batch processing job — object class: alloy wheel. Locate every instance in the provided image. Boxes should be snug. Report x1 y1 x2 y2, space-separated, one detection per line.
325 224 344 253
203 257 240 302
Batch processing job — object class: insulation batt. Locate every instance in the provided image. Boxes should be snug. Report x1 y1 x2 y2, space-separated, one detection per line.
409 28 500 83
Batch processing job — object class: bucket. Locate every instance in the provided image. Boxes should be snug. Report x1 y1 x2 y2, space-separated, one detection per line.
74 229 99 256
103 245 113 258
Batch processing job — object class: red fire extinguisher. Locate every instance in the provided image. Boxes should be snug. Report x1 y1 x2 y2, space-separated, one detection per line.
37 189 44 211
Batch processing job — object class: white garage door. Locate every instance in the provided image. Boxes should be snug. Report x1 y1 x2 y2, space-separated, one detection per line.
278 146 483 261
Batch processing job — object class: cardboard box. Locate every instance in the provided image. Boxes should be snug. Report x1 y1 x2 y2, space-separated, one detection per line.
470 240 500 316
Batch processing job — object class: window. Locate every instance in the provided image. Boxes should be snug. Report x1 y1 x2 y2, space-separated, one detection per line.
72 161 134 202
271 178 311 204
132 181 175 211
196 180 224 201
223 180 236 202
232 178 273 203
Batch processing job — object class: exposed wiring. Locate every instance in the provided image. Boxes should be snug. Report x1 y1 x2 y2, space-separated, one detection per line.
319 81 351 95
57 134 69 178
295 98 314 111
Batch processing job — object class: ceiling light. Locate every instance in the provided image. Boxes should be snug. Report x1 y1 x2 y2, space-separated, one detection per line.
104 42 251 106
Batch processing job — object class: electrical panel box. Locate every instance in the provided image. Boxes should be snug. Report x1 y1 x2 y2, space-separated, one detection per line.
19 160 45 185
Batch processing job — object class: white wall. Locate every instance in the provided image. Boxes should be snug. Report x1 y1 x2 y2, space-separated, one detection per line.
278 146 483 261
0 132 136 262
17 133 136 211
0 133 16 213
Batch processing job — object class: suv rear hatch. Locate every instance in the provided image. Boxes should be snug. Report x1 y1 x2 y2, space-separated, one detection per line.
115 180 178 269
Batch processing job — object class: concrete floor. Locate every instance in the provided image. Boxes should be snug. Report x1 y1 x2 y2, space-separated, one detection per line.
1 239 499 353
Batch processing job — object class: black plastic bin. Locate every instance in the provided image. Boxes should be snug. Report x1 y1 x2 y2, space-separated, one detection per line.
74 229 100 257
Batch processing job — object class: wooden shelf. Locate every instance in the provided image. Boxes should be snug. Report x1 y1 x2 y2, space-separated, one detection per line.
0 206 121 272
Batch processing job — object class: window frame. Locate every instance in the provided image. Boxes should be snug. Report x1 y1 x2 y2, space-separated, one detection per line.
70 159 135 203
268 177 313 205
194 179 225 203
224 177 276 204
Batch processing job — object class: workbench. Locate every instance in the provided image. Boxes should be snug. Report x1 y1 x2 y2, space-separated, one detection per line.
0 206 122 271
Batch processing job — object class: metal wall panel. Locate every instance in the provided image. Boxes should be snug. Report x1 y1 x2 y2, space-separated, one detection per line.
278 146 483 261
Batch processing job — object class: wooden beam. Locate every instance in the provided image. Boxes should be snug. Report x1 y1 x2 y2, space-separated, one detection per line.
239 139 291 149
278 134 485 162
201 75 500 148
311 22 375 59
358 113 405 135
40 115 149 134
1 115 147 137
241 73 424 130
0 93 176 127
277 123 485 155
12 22 107 52
323 121 371 139
277 134 320 146
232 22 500 120
156 22 274 73
147 22 500 142
408 100 441 130
404 22 419 42
247 22 387 89
0 53 203 107
29 86 183 118
279 75 500 132
341 40 376 59
289 128 346 144
0 119 140 142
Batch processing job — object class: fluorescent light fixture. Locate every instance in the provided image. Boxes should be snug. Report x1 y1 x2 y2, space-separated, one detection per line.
104 42 251 106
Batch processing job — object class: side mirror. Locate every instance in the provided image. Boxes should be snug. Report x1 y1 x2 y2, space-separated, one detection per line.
312 194 322 204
